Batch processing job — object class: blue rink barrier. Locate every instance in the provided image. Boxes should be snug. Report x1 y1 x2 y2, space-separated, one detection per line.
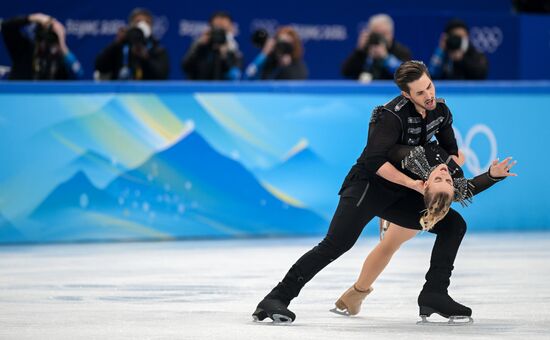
0 81 548 244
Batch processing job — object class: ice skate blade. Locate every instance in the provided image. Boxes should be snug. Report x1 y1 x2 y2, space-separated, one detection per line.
417 315 474 326
272 314 293 324
252 312 293 324
329 307 351 316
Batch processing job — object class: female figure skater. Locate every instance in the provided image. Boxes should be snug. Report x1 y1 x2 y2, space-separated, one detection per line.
332 141 517 319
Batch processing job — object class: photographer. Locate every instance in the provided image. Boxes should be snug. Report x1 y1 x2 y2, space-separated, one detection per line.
429 19 488 80
244 26 308 80
0 13 84 80
94 8 169 80
181 11 242 80
342 14 411 81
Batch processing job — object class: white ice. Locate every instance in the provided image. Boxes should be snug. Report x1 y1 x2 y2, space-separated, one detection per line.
1 232 550 339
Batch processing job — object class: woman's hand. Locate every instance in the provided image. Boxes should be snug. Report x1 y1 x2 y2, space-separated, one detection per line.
262 37 276 55
489 157 517 178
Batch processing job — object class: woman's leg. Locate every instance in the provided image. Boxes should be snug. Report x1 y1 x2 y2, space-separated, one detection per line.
354 223 418 291
333 223 418 315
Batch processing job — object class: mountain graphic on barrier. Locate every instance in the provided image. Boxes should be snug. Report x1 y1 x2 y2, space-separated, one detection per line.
0 212 24 243
267 140 331 179
159 95 280 170
67 150 127 189
32 171 117 218
27 129 327 242
258 139 339 217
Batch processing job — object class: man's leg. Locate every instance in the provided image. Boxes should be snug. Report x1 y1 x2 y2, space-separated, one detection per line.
379 192 471 320
419 208 471 319
253 181 392 322
423 208 467 293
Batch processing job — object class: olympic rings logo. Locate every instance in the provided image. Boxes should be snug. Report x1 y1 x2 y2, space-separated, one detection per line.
470 26 503 54
453 124 497 175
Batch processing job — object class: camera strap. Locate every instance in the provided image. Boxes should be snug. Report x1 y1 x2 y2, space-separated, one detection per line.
118 42 152 80
118 45 132 80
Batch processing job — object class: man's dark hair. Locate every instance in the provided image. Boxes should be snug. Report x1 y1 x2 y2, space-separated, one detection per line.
209 11 232 24
445 19 469 34
128 7 153 23
394 60 431 93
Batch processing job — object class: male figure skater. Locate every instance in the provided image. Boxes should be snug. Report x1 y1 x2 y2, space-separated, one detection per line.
252 60 471 324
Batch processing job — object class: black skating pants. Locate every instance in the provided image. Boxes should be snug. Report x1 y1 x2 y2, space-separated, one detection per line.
266 179 467 305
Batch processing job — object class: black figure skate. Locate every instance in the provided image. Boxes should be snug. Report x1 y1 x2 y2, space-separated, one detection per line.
417 291 473 325
252 298 296 324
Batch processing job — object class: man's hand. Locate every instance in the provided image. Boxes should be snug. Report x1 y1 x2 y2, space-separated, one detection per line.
197 30 210 46
115 27 128 44
50 19 68 54
451 151 465 166
29 13 52 26
377 162 425 194
131 44 149 59
408 179 425 195
489 157 517 178
438 33 447 50
357 29 369 50
449 49 465 62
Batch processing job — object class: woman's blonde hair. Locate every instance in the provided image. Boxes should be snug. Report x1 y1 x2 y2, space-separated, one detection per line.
419 190 453 231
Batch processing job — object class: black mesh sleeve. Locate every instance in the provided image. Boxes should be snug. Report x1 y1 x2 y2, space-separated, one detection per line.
469 172 505 196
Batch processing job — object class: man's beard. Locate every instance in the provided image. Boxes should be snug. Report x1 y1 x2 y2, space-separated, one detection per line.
411 96 435 112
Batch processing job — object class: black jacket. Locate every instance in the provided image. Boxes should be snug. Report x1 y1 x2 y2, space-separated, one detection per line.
340 95 458 192
181 41 242 80
1 16 73 80
341 40 412 80
95 38 170 80
261 55 308 80
430 45 488 80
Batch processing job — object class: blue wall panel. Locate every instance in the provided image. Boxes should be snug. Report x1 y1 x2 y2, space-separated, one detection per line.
0 81 548 243
1 1 545 80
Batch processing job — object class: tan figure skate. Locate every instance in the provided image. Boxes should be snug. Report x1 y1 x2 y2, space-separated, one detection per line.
330 284 373 316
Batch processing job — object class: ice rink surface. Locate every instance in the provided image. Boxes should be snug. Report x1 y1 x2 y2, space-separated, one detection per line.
1 232 549 340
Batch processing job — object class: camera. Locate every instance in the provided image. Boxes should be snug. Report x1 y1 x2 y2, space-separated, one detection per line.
126 27 146 46
366 32 387 48
210 27 227 45
275 40 293 55
445 34 463 52
125 21 151 46
251 28 269 48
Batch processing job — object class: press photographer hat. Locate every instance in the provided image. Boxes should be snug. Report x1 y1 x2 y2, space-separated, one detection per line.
128 7 153 24
445 19 469 34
